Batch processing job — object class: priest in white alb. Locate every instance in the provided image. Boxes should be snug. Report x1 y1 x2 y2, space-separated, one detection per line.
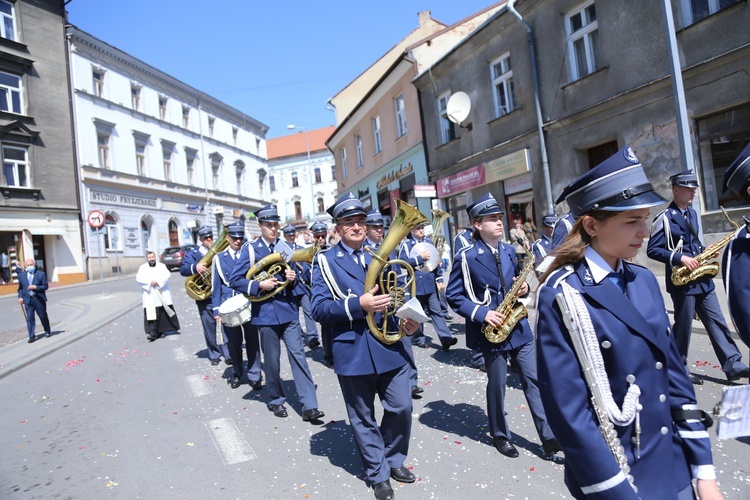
136 251 180 341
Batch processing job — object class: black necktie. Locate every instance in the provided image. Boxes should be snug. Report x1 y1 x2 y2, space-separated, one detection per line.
492 248 506 294
269 243 275 253
353 249 365 269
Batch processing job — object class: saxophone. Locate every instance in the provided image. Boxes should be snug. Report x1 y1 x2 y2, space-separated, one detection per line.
482 253 535 343
670 207 741 286
185 226 229 301
364 199 429 344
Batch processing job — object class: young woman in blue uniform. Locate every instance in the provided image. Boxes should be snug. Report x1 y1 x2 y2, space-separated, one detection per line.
536 146 722 499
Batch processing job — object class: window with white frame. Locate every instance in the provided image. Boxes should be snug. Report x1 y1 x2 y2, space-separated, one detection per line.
182 105 190 128
438 92 457 145
162 147 173 182
395 94 407 138
208 116 215 137
0 1 17 41
186 156 195 186
681 0 740 26
104 213 122 251
565 1 600 81
210 153 222 190
131 84 141 111
355 135 364 168
340 147 348 179
331 163 336 181
97 133 111 169
92 69 105 97
135 143 146 176
317 197 325 214
2 145 28 187
232 127 238 146
269 175 276 192
373 116 382 154
0 72 23 114
235 161 245 195
314 167 321 183
292 171 299 187
490 53 516 118
158 96 168 120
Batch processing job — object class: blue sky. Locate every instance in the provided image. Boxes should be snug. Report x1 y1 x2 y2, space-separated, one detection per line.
66 0 497 138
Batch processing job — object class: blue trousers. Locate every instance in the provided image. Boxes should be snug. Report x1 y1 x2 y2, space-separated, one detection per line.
338 363 412 485
25 296 51 339
196 300 229 361
414 292 453 345
224 322 262 383
258 321 318 411
483 340 553 442
299 291 319 343
672 290 747 377
400 333 419 388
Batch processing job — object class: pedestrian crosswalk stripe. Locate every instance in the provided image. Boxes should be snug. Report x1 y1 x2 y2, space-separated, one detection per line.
184 374 212 397
206 418 257 465
172 346 190 361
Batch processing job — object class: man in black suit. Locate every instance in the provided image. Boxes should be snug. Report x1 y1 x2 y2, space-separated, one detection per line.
17 258 51 343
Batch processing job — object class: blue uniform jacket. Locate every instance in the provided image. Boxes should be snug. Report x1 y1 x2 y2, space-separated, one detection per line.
551 213 575 250
210 249 245 315
289 243 312 299
398 235 442 296
228 238 298 326
17 267 48 303
722 222 750 345
446 239 532 352
531 234 552 263
647 202 712 295
452 228 473 256
536 261 713 499
179 245 212 304
310 241 411 377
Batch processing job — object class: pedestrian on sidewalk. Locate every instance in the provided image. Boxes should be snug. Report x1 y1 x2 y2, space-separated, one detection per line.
647 169 748 384
136 251 179 341
722 142 750 350
17 258 51 343
537 146 722 499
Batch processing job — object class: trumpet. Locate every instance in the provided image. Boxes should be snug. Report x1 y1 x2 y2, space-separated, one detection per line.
244 244 317 302
364 200 429 344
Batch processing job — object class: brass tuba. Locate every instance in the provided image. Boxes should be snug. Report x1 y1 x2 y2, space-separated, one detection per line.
185 226 229 301
244 244 318 302
482 253 535 343
670 207 740 286
431 208 451 256
364 199 429 344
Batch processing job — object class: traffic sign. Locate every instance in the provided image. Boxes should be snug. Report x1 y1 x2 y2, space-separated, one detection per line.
87 209 105 229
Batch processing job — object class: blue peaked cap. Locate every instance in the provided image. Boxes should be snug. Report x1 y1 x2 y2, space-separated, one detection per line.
723 142 750 194
467 193 504 220
196 225 213 238
327 192 366 220
670 170 699 187
542 214 558 227
254 204 281 222
225 221 245 238
365 209 385 226
281 224 296 235
310 220 328 234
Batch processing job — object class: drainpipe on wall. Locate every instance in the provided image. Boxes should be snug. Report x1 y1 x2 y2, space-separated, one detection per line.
507 0 553 215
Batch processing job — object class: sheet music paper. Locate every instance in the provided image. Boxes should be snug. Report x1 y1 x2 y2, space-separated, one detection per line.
395 297 431 324
274 240 294 262
716 384 750 439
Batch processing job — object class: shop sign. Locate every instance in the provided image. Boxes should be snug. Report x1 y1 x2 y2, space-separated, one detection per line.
436 164 486 197
123 226 140 250
484 149 530 184
504 172 533 195
90 190 158 208
414 184 437 198
186 204 204 213
376 163 413 189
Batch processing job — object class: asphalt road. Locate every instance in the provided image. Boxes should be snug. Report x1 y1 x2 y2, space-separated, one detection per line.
1 274 748 499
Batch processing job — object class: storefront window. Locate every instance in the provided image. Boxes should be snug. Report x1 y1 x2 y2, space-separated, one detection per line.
696 103 750 210
104 213 121 251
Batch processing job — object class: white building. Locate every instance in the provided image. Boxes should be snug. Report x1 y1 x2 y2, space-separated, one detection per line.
266 126 337 229
67 26 270 277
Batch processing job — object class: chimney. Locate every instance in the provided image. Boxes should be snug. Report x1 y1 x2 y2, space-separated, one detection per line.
418 10 431 27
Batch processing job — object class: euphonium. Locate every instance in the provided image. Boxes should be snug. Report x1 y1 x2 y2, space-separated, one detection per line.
431 209 451 255
482 253 535 343
185 226 229 301
244 243 318 302
670 207 740 286
364 200 429 344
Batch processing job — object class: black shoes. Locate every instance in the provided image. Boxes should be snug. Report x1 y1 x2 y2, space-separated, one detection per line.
249 379 263 391
271 404 288 418
147 335 157 342
728 368 750 382
372 480 394 500
210 359 220 366
309 338 321 350
441 337 458 351
302 408 325 422
493 437 519 458
415 342 429 349
542 438 562 457
411 385 424 398
45 332 52 338
28 336 35 343
229 376 241 389
478 364 488 373
225 358 233 366
390 466 415 483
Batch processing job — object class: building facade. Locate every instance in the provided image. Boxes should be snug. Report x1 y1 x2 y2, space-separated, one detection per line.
0 0 84 294
266 126 337 229
67 26 270 277
414 0 750 267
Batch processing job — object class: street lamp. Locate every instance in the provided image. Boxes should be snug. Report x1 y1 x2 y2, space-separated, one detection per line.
287 124 316 224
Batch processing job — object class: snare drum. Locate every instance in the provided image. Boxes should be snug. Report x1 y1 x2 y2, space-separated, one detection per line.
218 294 252 327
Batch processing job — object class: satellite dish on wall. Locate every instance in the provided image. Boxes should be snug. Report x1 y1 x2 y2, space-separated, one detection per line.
446 91 471 125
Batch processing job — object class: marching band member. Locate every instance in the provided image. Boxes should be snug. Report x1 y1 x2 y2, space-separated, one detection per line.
551 211 575 250
531 214 557 277
722 142 750 349
310 193 419 500
282 224 320 350
180 225 230 366
211 222 262 390
453 225 486 372
536 146 722 499
229 205 324 421
446 193 559 458
647 171 748 383
398 223 457 350
310 219 334 367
